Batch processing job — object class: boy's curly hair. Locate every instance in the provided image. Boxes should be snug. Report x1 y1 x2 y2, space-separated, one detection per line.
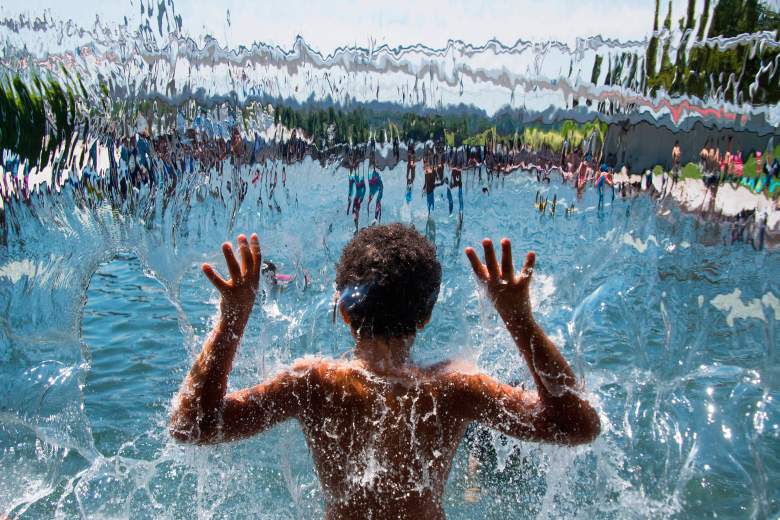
335 223 441 338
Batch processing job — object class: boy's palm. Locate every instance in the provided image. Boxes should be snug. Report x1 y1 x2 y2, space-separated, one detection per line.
202 233 262 318
465 238 535 325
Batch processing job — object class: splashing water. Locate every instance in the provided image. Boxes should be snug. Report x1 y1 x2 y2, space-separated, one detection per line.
1 159 778 518
1 2 780 519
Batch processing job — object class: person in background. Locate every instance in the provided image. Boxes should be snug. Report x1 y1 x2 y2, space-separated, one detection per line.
732 150 744 180
424 154 443 215
451 164 464 222
672 141 681 186
763 149 779 187
352 169 366 231
367 168 384 223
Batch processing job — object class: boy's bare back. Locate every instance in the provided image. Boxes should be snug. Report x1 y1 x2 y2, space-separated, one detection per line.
170 227 599 519
296 359 466 519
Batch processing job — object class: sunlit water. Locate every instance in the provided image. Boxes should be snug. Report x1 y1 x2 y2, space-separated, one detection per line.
1 160 778 518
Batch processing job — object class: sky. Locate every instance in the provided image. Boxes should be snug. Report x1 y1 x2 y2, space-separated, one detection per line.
0 0 709 52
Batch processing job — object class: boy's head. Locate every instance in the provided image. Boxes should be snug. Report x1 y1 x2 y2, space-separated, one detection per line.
335 224 441 339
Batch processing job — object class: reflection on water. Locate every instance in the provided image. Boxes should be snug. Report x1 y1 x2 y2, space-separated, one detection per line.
1 0 780 518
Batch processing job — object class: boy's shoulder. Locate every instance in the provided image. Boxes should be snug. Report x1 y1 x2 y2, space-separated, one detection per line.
423 360 526 398
287 356 372 387
418 359 509 398
286 356 503 395
288 356 351 378
422 358 484 377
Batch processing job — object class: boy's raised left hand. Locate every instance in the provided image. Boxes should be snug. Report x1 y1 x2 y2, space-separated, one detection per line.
202 233 261 325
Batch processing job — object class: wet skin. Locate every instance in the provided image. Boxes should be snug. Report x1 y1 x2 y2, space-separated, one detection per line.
170 233 600 519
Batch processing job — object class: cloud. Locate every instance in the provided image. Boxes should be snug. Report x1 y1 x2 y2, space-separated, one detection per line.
2 0 659 52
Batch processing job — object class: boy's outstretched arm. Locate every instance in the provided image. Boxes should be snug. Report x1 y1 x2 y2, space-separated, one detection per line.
169 234 308 445
456 239 600 445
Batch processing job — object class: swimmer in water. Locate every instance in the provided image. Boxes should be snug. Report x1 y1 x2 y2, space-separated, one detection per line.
261 260 278 287
423 159 441 215
595 165 613 211
257 260 276 301
407 147 416 185
451 165 464 222
367 169 384 223
259 260 293 298
353 171 366 230
446 177 454 216
171 227 600 520
347 168 356 214
406 147 416 203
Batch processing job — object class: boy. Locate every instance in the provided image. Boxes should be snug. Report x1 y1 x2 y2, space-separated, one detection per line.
170 224 600 519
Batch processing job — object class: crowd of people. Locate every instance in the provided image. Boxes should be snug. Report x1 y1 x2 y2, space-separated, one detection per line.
1 120 777 252
697 138 780 197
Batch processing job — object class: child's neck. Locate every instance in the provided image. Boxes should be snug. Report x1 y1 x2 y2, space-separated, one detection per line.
354 334 414 374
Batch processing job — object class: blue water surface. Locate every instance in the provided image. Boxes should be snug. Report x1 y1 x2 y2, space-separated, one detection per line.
1 161 779 519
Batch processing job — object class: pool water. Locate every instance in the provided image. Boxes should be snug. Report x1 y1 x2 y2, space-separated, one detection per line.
1 159 778 518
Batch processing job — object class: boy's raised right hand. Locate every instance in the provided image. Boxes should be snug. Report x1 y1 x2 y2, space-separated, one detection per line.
465 238 536 331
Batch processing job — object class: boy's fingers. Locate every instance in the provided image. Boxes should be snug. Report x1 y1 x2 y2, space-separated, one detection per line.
202 263 228 292
238 234 252 277
500 238 514 283
482 239 500 279
222 242 241 282
521 251 536 280
250 233 262 281
464 247 488 281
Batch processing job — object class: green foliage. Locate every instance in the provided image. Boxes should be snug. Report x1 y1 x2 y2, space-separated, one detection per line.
681 162 703 179
743 154 758 178
524 127 564 152
444 130 455 147
645 0 662 79
0 71 82 172
268 101 615 156
271 104 497 148
644 0 780 104
463 128 491 147
590 55 603 84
